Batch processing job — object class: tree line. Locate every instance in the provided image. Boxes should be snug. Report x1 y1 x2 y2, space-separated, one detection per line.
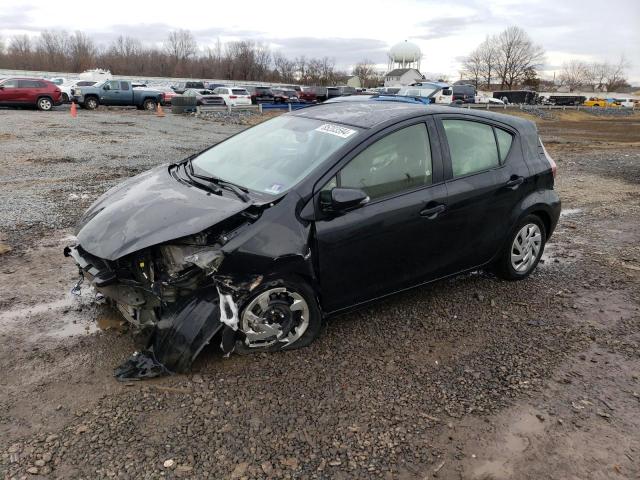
461 26 631 91
0 30 350 85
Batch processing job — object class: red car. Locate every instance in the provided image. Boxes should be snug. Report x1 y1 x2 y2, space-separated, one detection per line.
285 85 317 103
0 77 62 111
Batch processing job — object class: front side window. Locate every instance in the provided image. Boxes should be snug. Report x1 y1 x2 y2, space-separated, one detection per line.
106 80 120 90
442 120 500 177
192 116 361 195
339 124 432 200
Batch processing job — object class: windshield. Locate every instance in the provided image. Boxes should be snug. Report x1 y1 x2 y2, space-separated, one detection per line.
192 116 361 195
397 86 438 98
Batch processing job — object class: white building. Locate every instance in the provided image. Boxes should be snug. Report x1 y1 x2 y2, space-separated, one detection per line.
384 68 423 87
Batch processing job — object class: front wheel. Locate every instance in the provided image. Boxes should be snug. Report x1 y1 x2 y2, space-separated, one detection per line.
84 97 99 110
495 215 546 280
234 279 322 354
143 99 157 111
37 97 53 111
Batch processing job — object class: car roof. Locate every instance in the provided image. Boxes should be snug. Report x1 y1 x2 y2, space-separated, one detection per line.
292 101 534 130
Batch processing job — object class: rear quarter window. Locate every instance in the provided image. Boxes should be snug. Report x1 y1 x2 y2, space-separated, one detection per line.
495 128 514 162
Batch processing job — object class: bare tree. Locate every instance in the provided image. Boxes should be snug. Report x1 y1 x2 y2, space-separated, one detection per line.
352 58 378 88
273 51 296 83
37 30 69 71
7 35 33 69
604 56 629 91
461 48 482 88
164 30 197 63
494 26 544 89
67 31 96 72
559 60 591 91
479 36 498 87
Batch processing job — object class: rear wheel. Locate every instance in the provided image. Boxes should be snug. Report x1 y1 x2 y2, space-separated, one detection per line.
495 215 546 280
234 279 321 354
37 97 53 111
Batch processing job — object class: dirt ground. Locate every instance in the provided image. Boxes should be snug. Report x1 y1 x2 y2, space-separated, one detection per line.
0 108 639 479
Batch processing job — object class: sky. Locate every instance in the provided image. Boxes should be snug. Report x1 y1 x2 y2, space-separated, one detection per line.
1 0 638 82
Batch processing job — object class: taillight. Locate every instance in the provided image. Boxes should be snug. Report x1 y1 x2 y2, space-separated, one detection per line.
229 95 237 99
540 138 557 177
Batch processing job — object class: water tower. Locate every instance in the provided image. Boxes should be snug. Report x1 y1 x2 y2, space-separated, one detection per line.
387 40 422 72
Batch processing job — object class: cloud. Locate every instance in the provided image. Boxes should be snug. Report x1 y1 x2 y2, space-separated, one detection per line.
267 37 389 68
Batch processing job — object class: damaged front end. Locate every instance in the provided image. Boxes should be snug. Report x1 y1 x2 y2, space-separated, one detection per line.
65 212 265 380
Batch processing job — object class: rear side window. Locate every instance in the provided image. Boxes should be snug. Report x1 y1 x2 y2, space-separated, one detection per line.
340 124 432 200
442 120 500 177
120 82 130 90
18 80 41 88
495 128 513 162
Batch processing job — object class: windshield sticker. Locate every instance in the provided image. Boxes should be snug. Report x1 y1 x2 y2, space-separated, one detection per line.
266 183 284 194
315 123 357 139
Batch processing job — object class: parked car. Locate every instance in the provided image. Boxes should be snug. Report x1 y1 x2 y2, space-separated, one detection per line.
49 77 73 103
172 81 206 94
150 86 178 106
212 87 252 106
65 102 560 380
284 85 317 103
0 77 62 111
272 89 300 103
183 89 225 106
72 80 163 110
614 99 636 108
475 95 505 105
308 86 328 102
242 86 275 104
395 82 453 104
452 84 476 103
206 82 227 90
326 86 356 99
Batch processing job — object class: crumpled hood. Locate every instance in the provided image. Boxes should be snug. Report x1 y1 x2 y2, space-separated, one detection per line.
76 165 248 260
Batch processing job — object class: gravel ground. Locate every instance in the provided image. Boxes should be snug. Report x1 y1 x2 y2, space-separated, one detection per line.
0 108 639 480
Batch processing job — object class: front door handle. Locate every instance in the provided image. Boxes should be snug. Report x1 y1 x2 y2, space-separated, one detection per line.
420 204 446 219
506 176 524 189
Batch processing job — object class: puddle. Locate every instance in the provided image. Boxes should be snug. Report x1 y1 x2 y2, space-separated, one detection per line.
0 284 128 339
540 242 582 267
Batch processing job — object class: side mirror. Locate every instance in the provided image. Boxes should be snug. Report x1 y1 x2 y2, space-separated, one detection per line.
103 84 110 90
321 187 369 213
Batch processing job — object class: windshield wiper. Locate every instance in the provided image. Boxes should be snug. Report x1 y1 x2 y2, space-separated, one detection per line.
186 159 250 202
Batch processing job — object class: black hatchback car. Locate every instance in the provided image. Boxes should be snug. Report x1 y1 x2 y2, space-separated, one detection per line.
65 102 560 379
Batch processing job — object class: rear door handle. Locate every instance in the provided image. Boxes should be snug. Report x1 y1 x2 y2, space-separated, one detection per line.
420 204 446 219
506 176 524 189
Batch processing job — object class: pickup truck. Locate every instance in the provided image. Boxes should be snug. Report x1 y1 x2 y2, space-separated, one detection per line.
72 80 163 110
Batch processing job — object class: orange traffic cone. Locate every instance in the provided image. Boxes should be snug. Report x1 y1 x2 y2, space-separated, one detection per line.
156 102 165 117
70 101 77 118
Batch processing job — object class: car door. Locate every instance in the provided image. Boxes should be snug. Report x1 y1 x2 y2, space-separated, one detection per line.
0 79 20 104
434 115 529 273
314 119 448 313
100 80 124 105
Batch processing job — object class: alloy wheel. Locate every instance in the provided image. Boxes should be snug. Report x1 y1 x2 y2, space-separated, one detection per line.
38 98 52 111
240 287 310 349
511 223 542 273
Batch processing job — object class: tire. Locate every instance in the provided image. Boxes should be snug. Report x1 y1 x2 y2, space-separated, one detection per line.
62 93 69 103
495 214 546 281
593 104 600 107
143 98 157 111
84 96 99 110
234 278 322 354
37 97 53 111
